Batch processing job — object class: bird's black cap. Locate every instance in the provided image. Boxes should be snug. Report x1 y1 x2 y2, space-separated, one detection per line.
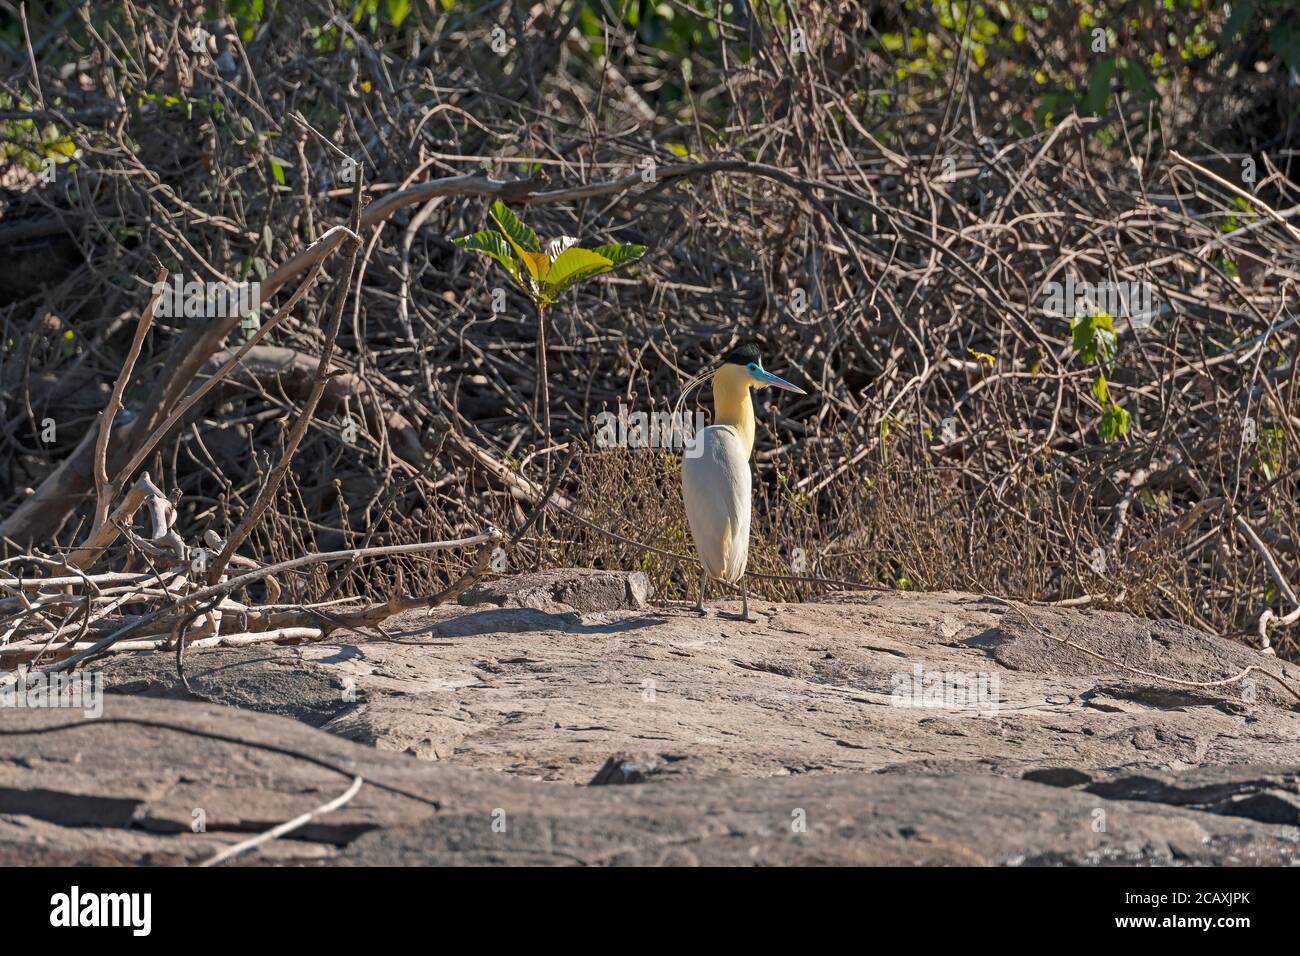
722 343 761 366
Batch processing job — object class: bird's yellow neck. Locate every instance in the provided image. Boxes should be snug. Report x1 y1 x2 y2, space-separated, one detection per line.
712 364 755 458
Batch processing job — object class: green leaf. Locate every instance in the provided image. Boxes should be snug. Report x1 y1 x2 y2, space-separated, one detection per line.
1091 373 1108 404
1080 57 1116 117
1252 426 1284 481
488 201 545 283
47 135 77 158
1070 312 1117 367
489 200 540 254
589 243 646 269
519 250 551 283
545 247 612 289
1099 404 1130 442
269 159 286 185
452 230 525 289
386 0 410 26
232 0 263 41
544 271 608 299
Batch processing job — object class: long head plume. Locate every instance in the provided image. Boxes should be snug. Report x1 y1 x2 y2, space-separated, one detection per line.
670 362 717 449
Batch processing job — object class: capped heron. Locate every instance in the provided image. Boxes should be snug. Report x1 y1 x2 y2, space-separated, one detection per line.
679 345 806 620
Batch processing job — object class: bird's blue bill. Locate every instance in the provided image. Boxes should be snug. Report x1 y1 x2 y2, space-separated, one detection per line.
752 367 807 394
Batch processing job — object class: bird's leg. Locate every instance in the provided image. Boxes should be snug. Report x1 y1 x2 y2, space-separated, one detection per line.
740 580 753 622
695 571 708 614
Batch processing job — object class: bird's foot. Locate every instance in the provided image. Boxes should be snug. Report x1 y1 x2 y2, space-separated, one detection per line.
694 603 708 616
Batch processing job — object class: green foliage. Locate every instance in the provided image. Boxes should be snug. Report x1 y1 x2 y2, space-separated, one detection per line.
1079 56 1117 117
0 93 78 174
457 0 1293 161
451 230 524 287
453 201 646 309
590 244 650 269
1070 319 1129 442
386 0 411 28
1099 402 1131 442
230 0 264 42
546 247 616 294
1070 311 1117 367
1090 372 1109 405
1252 426 1285 481
488 201 540 252
1220 196 1259 234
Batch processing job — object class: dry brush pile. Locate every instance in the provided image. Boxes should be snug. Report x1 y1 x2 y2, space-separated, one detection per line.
2 0 1300 675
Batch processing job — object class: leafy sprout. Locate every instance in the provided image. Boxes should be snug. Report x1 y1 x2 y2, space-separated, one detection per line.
1070 311 1117 366
451 200 647 452
452 200 646 312
1070 311 1130 442
1252 426 1286 482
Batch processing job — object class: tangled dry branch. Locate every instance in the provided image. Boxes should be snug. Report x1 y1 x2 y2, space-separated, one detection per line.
2 1 1299 668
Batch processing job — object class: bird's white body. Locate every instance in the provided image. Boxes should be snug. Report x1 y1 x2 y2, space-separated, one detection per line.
679 351 803 619
682 424 751 584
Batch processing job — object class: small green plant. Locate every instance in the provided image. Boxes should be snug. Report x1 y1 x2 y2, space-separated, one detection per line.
452 200 645 450
452 200 645 310
1252 426 1285 482
1091 371 1131 442
1070 310 1130 442
0 93 78 175
1070 310 1117 365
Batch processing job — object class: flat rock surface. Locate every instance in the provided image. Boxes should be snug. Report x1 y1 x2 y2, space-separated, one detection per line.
4 573 1300 864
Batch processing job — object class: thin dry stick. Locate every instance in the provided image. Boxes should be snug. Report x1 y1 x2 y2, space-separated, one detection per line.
987 594 1300 706
1230 512 1300 653
5 530 501 681
198 774 364 868
0 627 325 662
88 267 166 536
305 529 505 632
210 174 365 581
61 473 158 569
542 494 887 593
108 255 336 500
536 301 551 460
1168 150 1300 244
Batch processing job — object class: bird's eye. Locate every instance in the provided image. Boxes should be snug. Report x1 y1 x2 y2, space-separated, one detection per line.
748 363 759 373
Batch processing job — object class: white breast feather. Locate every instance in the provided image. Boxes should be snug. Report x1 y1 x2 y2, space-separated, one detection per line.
682 424 752 583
